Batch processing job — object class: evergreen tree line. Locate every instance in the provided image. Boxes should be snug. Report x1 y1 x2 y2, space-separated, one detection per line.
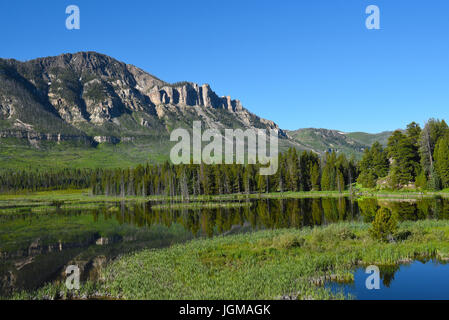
12 117 449 196
90 148 358 197
0 168 93 192
0 149 359 195
357 118 449 190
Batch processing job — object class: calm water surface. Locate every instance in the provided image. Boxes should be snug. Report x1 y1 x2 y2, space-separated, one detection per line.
327 260 449 300
1 196 449 296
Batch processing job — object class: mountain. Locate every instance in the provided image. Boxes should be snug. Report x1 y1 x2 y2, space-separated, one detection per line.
0 52 391 169
345 131 393 148
0 52 284 142
286 128 393 159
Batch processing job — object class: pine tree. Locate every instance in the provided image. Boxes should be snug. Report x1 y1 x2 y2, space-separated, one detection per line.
257 174 266 193
434 135 449 189
369 208 398 242
336 169 345 192
321 164 331 191
310 163 320 191
406 122 422 148
419 119 448 188
387 130 419 188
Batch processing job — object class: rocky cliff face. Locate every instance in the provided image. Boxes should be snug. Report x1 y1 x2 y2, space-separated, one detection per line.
147 82 243 111
0 52 284 141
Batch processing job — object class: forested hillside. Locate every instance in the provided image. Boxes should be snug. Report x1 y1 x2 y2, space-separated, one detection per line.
2 118 448 195
357 119 449 190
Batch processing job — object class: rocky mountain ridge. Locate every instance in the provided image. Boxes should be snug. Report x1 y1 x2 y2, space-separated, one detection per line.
0 52 392 164
0 52 283 142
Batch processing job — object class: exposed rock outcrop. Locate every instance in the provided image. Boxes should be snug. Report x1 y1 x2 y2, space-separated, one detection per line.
147 82 243 112
0 103 14 118
93 136 120 144
0 129 93 145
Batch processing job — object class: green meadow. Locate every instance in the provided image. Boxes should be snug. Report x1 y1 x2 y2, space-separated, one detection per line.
0 139 170 170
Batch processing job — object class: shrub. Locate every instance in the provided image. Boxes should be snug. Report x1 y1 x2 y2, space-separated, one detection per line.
369 208 398 242
395 230 412 241
272 234 304 249
337 228 356 240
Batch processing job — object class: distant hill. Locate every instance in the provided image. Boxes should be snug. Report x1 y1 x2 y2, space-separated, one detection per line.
286 128 393 159
345 131 393 148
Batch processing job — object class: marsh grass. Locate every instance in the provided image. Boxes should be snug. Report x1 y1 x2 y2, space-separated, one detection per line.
100 221 449 300
11 220 449 300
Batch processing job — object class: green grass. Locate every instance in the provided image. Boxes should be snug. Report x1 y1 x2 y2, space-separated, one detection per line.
0 190 350 205
9 220 449 300
0 139 171 170
351 183 449 200
150 201 252 210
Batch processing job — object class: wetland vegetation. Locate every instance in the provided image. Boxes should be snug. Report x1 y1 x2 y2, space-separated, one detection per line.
2 193 449 300
8 219 449 300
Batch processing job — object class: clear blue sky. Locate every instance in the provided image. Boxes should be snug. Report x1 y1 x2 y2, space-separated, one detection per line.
1 0 448 133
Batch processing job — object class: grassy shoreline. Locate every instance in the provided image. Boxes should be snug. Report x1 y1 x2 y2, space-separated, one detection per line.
7 220 449 300
2 189 449 217
2 188 449 203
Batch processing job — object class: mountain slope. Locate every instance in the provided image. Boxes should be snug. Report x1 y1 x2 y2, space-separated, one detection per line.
0 52 284 142
0 52 392 168
345 131 393 147
0 52 297 168
286 128 393 159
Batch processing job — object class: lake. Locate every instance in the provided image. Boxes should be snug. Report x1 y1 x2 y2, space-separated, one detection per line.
326 259 449 300
1 196 449 297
